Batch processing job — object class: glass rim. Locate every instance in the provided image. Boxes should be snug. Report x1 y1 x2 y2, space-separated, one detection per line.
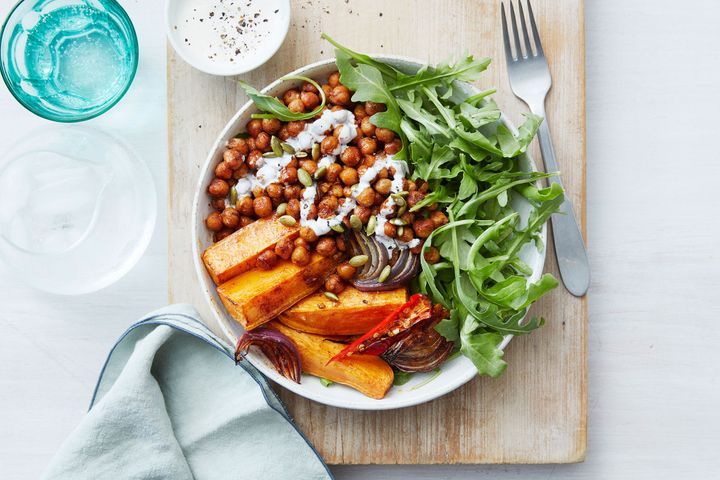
0 0 139 123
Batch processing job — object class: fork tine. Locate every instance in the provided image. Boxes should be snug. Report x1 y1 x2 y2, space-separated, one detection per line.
517 1 534 57
500 2 515 63
526 0 545 56
508 2 524 58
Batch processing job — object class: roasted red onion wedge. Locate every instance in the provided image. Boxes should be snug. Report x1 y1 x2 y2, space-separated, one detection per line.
348 230 419 291
382 326 454 373
235 328 302 383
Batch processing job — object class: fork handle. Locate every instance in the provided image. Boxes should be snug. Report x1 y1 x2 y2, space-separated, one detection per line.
529 101 590 297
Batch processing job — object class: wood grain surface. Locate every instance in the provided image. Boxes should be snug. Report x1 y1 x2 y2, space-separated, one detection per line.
168 0 586 464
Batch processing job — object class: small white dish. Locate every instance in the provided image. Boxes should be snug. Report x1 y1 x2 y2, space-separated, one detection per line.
192 57 547 410
165 0 290 76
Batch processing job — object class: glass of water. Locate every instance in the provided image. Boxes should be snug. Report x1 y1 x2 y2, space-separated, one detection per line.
0 0 138 122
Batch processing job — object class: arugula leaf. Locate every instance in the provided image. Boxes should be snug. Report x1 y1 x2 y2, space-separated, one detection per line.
459 329 507 378
237 75 326 121
388 55 491 92
393 370 414 386
321 33 400 80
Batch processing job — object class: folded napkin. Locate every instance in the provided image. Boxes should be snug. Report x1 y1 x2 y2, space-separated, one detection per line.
43 304 333 480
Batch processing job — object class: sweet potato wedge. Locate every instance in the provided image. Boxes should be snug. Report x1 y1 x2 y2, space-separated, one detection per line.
202 218 299 284
268 321 394 399
279 286 408 335
217 253 339 330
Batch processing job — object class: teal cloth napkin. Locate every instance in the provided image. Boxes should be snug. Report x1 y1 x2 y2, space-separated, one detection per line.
43 304 333 480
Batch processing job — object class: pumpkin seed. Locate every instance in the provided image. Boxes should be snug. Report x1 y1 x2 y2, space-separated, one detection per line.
276 202 288 216
298 168 313 187
378 265 391 283
330 223 345 233
366 215 377 235
349 255 369 267
390 217 407 226
229 187 238 207
323 291 340 302
312 143 320 160
278 215 297 227
262 151 277 158
391 194 407 207
281 142 295 154
349 214 362 230
314 166 327 180
397 204 407 217
295 151 308 158
397 226 404 237
271 136 283 157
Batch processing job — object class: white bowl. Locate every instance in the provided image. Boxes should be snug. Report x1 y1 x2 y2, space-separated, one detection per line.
192 56 547 410
165 0 290 76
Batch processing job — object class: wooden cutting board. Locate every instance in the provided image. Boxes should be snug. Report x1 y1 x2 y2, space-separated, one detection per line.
168 0 586 464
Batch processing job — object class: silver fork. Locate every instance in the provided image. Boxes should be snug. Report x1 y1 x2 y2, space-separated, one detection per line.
501 0 590 297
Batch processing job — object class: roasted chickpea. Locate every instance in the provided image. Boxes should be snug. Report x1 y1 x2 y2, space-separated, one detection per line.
353 205 372 224
247 119 263 137
286 121 305 137
255 132 271 151
398 226 415 243
280 166 298 185
360 116 376 137
374 178 392 195
284 186 302 202
252 186 265 198
359 137 378 155
339 167 359 186
337 263 357 280
335 235 347 252
274 237 294 259
326 163 342 182
340 146 361 167
283 88 300 105
261 118 281 135
256 250 278 270
215 162 233 180
291 246 312 266
407 191 425 208
245 137 256 151
286 198 301 218
424 246 441 264
253 196 273 218
211 198 227 211
328 71 341 87
321 84 332 98
430 210 449 227
208 178 230 197
373 191 385 206
214 228 233 242
384 138 402 155
221 207 241 229
329 85 351 106
317 196 339 218
240 215 254 228
410 240 424 255
206 211 223 231
356 187 375 207
294 237 310 250
266 183 283 199
353 103 368 119
316 237 337 257
383 222 397 238
227 137 250 155
233 164 250 180
365 101 386 115
361 155 376 168
375 128 395 143
223 149 243 169
306 203 318 220
278 126 290 141
321 135 339 155
299 227 318 243
236 196 254 216
246 150 263 169
300 91 320 109
318 181 331 194
302 81 319 93
413 218 436 238
330 183 344 198
343 186 354 198
288 98 305 113
299 160 318 175
325 274 345 294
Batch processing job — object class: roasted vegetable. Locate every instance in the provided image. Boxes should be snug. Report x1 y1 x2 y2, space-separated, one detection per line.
269 321 394 399
278 286 408 335
329 294 433 363
202 217 299 284
236 328 302 383
217 253 339 330
346 230 419 291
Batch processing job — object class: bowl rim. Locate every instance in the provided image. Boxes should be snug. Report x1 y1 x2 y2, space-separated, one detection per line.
164 0 291 76
0 0 139 123
191 55 546 410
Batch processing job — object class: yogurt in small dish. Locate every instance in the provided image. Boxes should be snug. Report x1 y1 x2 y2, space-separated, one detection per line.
166 0 290 76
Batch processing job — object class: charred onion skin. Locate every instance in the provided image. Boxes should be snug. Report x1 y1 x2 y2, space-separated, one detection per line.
235 328 302 383
382 325 453 373
347 230 419 291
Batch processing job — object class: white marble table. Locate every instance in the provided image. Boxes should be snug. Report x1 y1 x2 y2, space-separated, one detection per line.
1 0 718 478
